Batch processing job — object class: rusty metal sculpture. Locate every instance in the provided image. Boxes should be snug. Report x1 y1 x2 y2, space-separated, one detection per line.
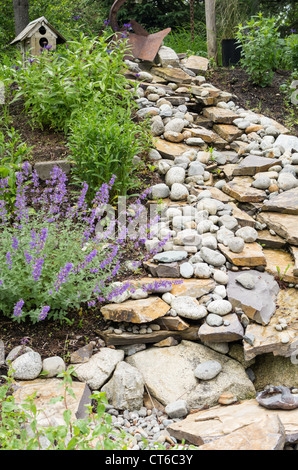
108 0 171 61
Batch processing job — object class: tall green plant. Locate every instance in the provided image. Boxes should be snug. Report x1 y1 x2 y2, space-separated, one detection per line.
236 13 283 86
5 31 132 133
67 100 150 201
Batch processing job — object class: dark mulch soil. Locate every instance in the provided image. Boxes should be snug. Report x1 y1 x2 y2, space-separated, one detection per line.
208 67 298 136
0 65 297 371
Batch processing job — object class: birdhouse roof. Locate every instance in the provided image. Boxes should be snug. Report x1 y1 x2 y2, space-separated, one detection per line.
10 16 66 45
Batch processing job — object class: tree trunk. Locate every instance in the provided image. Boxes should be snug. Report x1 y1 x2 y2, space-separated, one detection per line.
13 0 30 36
205 0 218 63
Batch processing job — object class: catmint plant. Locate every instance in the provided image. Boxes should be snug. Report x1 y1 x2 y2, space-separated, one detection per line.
0 163 178 324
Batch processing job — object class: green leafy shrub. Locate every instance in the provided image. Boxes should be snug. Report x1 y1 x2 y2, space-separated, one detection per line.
67 101 150 201
0 367 130 450
5 31 132 133
236 13 283 86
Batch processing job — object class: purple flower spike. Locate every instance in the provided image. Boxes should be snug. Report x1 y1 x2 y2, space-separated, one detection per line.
32 257 44 281
39 305 50 321
13 298 24 317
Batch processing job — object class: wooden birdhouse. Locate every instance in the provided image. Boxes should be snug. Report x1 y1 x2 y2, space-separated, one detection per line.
10 16 66 62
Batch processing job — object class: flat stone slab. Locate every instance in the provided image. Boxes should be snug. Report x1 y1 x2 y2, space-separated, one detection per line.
183 126 226 146
261 187 298 215
154 137 204 159
197 415 285 450
181 55 209 73
202 107 239 124
167 399 298 446
232 155 280 176
198 313 244 343
229 202 255 227
289 246 298 276
218 242 267 267
257 230 286 249
98 329 181 346
243 288 298 361
222 177 267 202
226 270 279 325
213 124 243 142
257 212 298 246
263 248 297 283
100 296 170 323
34 160 72 181
169 278 216 298
151 66 192 84
14 379 91 427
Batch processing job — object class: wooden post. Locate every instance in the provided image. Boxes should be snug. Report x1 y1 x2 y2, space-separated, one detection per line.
205 0 218 63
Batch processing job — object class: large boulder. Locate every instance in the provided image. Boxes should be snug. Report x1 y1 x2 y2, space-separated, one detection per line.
126 340 255 410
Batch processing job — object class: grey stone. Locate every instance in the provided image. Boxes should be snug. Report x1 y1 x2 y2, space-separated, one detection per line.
180 262 194 278
165 166 186 186
235 226 258 243
11 351 43 380
164 118 186 134
188 161 205 176
150 183 170 199
235 273 256 290
273 134 298 152
170 183 189 201
227 270 279 325
252 175 271 190
153 250 188 263
227 237 245 253
207 299 233 316
72 348 124 390
165 399 189 418
194 360 223 380
126 341 255 409
101 361 145 411
34 161 71 181
200 246 226 267
42 356 66 377
278 173 297 191
171 296 208 320
206 313 223 327
0 340 4 366
194 262 212 278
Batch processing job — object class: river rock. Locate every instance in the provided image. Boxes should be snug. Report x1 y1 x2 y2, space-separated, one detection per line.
200 247 226 267
171 296 208 320
11 351 43 380
170 183 189 201
165 166 186 186
194 360 222 380
207 299 233 316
